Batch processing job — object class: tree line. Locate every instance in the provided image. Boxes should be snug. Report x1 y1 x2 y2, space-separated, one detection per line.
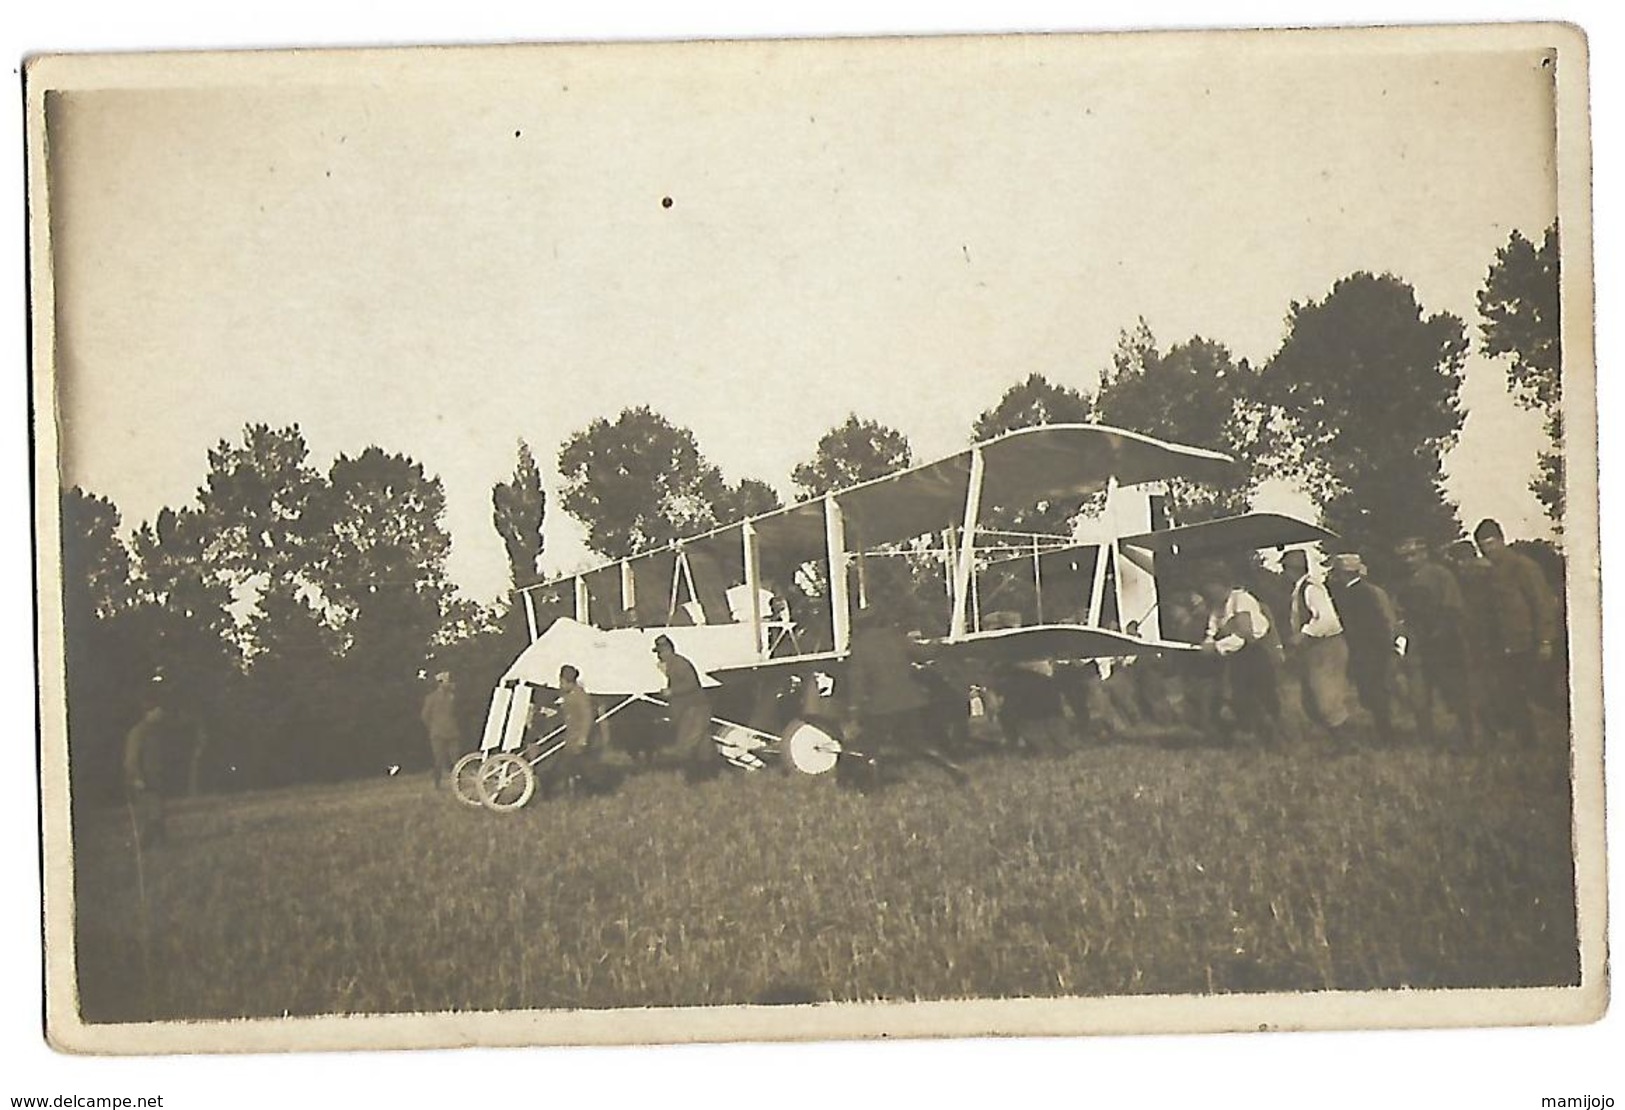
58 228 1561 804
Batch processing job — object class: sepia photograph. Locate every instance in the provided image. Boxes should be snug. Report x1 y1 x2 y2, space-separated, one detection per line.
24 14 1607 1069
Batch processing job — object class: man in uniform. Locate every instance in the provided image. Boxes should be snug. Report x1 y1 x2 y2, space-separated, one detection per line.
123 697 171 849
1472 519 1559 747
1444 538 1499 725
421 671 462 788
1393 537 1479 748
842 606 967 789
1327 553 1401 747
654 634 716 782
544 664 599 796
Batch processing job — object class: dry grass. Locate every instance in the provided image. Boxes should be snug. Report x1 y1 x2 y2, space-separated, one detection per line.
72 732 1580 1022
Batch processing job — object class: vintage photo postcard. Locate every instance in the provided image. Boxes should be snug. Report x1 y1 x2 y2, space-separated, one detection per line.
27 22 1604 1054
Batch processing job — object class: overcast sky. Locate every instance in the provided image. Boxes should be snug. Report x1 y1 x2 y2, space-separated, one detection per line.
48 31 1560 602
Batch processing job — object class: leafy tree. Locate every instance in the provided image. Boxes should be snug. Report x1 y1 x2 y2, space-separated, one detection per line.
236 580 345 785
1478 222 1562 524
1260 272 1469 551
122 504 241 794
60 488 142 807
117 427 464 790
557 406 735 558
779 416 913 629
970 372 1094 441
718 477 783 522
970 372 1095 534
319 447 452 631
1095 326 1263 521
791 414 913 500
430 597 527 748
195 424 328 615
315 447 456 776
492 439 547 589
61 487 131 621
127 506 240 692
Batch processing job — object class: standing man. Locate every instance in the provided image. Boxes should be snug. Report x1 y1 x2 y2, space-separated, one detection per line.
1472 519 1559 747
421 671 462 789
1197 571 1284 747
558 665 596 750
123 696 171 849
1444 538 1499 726
843 606 967 789
547 664 597 796
1394 537 1480 748
1282 549 1353 742
1327 553 1401 747
654 634 716 782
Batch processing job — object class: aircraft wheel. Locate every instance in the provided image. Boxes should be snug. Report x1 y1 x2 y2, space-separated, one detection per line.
478 753 536 812
783 719 842 776
451 752 488 808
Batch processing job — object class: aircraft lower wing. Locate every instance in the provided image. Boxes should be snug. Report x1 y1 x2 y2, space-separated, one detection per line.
708 648 849 680
929 624 1197 663
707 624 1192 679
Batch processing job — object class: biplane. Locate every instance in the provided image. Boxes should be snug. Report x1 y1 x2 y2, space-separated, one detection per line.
457 423 1334 810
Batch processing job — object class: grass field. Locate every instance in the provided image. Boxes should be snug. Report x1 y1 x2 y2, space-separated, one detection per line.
71 730 1581 1023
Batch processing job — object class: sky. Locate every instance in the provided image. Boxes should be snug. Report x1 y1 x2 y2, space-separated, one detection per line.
47 31 1560 602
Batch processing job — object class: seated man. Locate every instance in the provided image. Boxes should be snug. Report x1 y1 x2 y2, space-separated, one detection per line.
725 582 778 624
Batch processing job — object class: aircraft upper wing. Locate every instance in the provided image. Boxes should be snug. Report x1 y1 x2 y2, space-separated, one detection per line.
1120 512 1338 556
821 423 1237 552
552 424 1243 582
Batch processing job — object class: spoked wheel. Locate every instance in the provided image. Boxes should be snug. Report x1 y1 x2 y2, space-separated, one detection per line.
451 752 489 808
783 719 842 775
478 753 537 812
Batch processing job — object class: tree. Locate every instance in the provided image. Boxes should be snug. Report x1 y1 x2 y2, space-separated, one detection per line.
492 440 547 589
791 414 913 500
557 406 735 558
1095 327 1263 521
192 424 330 660
718 477 783 522
123 503 240 794
430 597 527 749
61 487 131 622
970 372 1095 534
60 488 142 807
319 446 453 630
1260 272 1469 552
237 579 345 785
970 371 1094 441
196 423 327 590
315 447 456 777
1478 222 1562 524
127 505 240 693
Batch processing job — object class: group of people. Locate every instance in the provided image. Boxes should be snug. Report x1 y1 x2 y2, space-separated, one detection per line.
1177 518 1561 751
650 622 968 791
422 661 620 795
428 620 966 797
412 518 1562 803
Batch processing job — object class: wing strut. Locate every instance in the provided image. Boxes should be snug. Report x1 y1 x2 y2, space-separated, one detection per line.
950 446 986 640
742 520 764 657
825 495 851 654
